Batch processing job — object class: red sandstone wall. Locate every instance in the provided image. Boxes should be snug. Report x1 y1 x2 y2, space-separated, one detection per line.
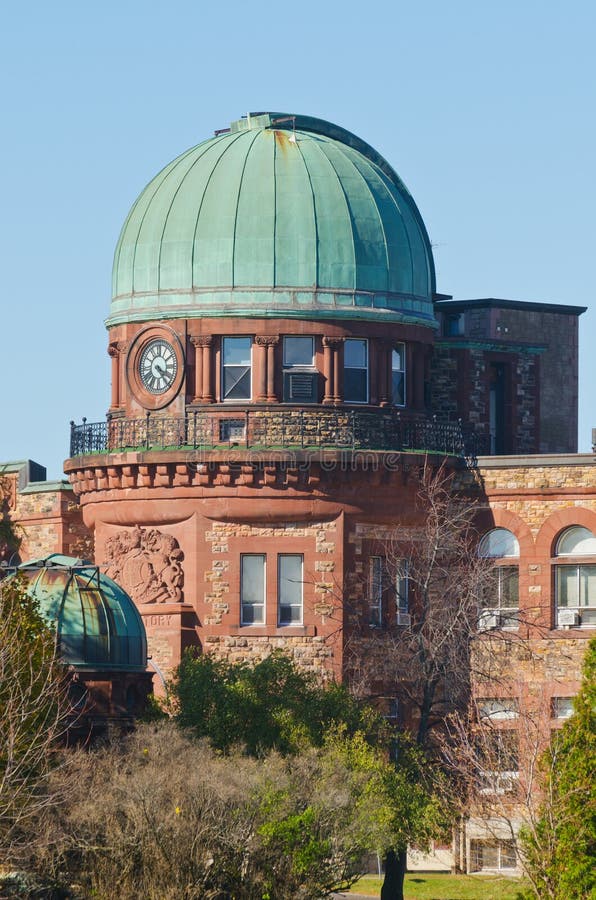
2 470 92 564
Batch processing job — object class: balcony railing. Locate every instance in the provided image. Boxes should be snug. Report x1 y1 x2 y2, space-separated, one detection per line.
69 409 474 458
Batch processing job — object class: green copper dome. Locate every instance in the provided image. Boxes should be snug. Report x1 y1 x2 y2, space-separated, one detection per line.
15 555 148 671
109 113 436 328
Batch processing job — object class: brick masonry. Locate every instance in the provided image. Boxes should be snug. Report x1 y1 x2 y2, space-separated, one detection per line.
1 466 92 564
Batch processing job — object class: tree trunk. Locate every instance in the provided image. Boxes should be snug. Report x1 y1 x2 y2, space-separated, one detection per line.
380 848 407 900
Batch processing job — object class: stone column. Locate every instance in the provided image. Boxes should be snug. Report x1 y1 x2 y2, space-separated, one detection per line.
331 338 343 404
266 337 279 402
117 341 129 408
108 343 120 409
322 337 334 404
254 337 269 402
200 336 214 403
190 337 203 403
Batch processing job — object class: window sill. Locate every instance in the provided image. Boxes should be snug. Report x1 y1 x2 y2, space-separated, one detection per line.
554 624 596 631
229 625 316 637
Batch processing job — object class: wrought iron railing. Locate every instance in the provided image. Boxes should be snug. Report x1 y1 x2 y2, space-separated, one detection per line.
69 409 474 458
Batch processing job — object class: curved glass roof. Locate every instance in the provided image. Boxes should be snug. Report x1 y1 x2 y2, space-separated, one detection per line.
15 554 148 671
109 113 436 329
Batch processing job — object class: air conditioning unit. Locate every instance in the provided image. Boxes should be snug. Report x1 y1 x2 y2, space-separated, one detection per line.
396 612 411 627
478 610 500 631
558 608 580 628
283 371 318 403
478 771 518 794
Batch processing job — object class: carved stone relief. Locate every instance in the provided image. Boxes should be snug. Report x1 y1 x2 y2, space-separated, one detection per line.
104 526 184 604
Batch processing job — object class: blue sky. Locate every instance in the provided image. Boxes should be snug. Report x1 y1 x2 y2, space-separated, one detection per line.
1 0 594 478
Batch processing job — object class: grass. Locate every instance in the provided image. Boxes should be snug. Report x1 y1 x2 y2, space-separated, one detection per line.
346 872 527 899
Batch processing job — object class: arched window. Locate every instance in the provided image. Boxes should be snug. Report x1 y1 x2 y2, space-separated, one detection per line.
479 528 520 559
478 528 519 629
554 526 596 628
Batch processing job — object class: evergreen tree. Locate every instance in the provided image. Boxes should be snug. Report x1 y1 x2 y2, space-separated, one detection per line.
520 637 596 899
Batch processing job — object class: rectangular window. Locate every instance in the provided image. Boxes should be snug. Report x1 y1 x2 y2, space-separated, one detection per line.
470 840 517 872
369 556 383 626
395 559 409 612
392 344 406 407
444 313 464 337
556 565 596 626
278 555 303 625
282 336 317 402
552 696 574 719
283 336 314 367
477 698 519 721
385 698 399 721
222 336 252 401
477 730 519 794
344 339 368 403
480 565 519 628
241 554 265 625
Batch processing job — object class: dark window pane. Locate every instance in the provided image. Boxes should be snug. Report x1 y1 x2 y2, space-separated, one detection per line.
283 336 313 367
344 339 367 368
344 369 367 403
279 604 301 624
392 371 404 406
500 567 519 606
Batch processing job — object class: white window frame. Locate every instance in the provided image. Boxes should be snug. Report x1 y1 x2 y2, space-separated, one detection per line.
470 839 517 872
554 526 596 628
283 336 314 368
477 730 519 795
343 338 368 404
551 696 574 719
282 336 317 403
222 336 252 402
478 529 520 629
277 554 303 626
477 698 519 721
240 554 265 625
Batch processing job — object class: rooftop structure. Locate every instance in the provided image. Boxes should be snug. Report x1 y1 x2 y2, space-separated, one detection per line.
16 554 148 671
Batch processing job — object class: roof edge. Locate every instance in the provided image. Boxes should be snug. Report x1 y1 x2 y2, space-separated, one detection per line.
434 298 587 316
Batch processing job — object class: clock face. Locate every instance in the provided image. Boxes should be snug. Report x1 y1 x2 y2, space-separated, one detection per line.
139 340 178 394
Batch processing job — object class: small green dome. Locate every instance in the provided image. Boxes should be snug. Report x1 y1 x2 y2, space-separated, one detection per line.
109 113 436 328
16 555 148 671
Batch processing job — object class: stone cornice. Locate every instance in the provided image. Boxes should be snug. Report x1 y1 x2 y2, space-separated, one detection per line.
65 451 453 500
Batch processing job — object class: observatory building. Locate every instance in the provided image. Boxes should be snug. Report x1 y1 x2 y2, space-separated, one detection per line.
2 112 593 874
